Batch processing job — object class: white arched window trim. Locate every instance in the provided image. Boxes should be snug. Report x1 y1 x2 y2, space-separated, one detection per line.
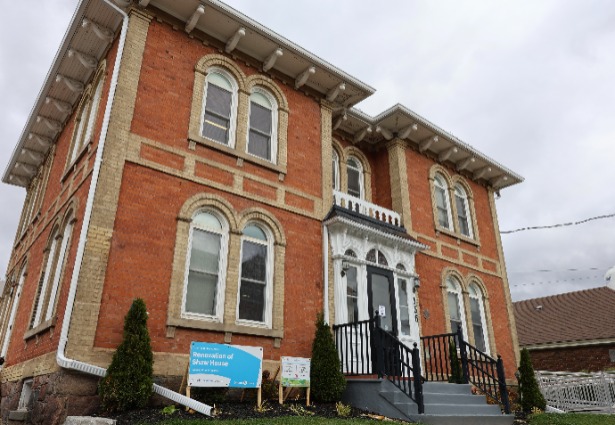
446 276 468 340
347 156 364 199
44 217 74 322
454 184 474 238
332 149 340 191
236 222 274 328
434 173 453 231
182 209 229 322
468 282 490 354
246 87 278 164
201 67 239 148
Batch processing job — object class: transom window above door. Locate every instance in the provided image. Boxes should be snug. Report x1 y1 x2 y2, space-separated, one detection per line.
366 249 388 266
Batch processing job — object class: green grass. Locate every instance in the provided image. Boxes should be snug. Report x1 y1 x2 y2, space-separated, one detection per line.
529 413 615 425
144 418 385 425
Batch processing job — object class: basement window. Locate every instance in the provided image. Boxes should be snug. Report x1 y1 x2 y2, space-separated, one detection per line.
18 379 33 411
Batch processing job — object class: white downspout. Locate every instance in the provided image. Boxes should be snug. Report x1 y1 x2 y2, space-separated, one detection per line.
323 224 329 324
57 0 211 415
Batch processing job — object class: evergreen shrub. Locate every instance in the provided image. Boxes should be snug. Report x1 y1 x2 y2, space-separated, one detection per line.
518 348 546 413
99 298 154 412
310 313 346 402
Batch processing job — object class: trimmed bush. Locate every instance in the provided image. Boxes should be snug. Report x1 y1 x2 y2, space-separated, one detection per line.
99 298 154 412
310 313 346 402
518 348 546 413
448 340 463 384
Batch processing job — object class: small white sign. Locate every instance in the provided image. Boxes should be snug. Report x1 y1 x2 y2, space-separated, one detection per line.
281 356 310 387
378 305 386 317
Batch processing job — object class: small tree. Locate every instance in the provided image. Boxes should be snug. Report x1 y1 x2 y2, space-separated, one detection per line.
99 298 154 412
310 313 346 402
518 348 546 413
448 341 463 384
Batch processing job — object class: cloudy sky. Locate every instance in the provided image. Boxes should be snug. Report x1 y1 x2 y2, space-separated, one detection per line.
1 0 614 300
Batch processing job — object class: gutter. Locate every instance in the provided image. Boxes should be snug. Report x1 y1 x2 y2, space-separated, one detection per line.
57 0 211 415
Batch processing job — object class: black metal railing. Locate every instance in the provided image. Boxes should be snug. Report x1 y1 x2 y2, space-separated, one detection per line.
420 328 511 414
333 316 424 414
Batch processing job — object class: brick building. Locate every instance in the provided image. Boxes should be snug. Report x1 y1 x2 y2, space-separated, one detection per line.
0 0 522 423
514 282 615 372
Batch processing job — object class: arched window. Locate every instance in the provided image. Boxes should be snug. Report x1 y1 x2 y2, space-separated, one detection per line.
455 184 473 238
446 276 467 338
183 210 228 320
247 88 278 162
70 64 105 164
237 223 273 324
434 173 453 230
332 149 340 191
468 282 489 353
202 69 238 146
366 249 388 266
396 263 412 336
30 213 73 330
347 156 364 199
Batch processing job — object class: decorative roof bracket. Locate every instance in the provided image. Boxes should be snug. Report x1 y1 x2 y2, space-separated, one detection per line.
326 82 345 102
375 126 394 141
225 27 246 53
398 123 418 139
333 112 347 131
490 175 508 188
456 156 475 172
419 135 438 153
45 97 72 114
353 126 372 144
15 162 37 176
21 148 44 163
295 66 315 89
438 146 458 162
82 18 114 42
56 74 85 93
36 116 62 133
185 5 205 33
473 166 492 180
68 49 98 69
29 133 53 150
263 48 283 72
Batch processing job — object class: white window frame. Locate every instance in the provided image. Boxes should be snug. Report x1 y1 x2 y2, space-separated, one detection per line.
332 149 340 191
44 219 73 322
346 156 364 199
18 379 33 411
1 266 26 357
468 282 490 354
181 210 229 322
434 173 453 231
236 223 274 328
201 67 239 148
454 184 474 238
446 276 468 340
82 75 104 147
31 229 60 328
246 87 278 164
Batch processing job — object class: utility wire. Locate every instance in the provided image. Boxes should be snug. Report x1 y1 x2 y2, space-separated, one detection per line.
510 274 602 288
508 267 607 274
501 212 615 234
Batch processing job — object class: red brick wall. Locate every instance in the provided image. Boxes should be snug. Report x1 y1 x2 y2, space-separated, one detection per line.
130 20 323 199
529 345 615 372
95 163 323 362
3 38 119 367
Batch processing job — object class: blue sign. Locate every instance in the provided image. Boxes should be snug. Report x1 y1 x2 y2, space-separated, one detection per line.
188 342 263 388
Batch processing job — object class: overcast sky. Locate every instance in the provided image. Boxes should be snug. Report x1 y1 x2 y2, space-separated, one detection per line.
1 0 614 300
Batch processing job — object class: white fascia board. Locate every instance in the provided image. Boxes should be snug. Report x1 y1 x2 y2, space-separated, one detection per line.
2 0 93 187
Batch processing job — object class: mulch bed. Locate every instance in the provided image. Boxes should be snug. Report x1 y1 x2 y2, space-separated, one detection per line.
106 401 368 424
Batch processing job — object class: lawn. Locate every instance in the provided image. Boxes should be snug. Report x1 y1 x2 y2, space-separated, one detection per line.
529 413 615 425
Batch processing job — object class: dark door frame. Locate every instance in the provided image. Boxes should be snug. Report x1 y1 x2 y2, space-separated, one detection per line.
366 265 397 335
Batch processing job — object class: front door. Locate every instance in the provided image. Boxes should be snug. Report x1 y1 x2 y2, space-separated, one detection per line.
367 266 397 334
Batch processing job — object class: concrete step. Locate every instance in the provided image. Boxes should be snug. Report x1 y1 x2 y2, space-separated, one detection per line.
63 417 116 425
422 381 474 395
406 413 515 425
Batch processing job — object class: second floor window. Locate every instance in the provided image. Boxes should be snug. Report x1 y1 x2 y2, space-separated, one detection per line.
434 173 453 230
332 150 340 191
202 70 237 146
455 184 473 238
247 89 277 162
347 157 364 199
